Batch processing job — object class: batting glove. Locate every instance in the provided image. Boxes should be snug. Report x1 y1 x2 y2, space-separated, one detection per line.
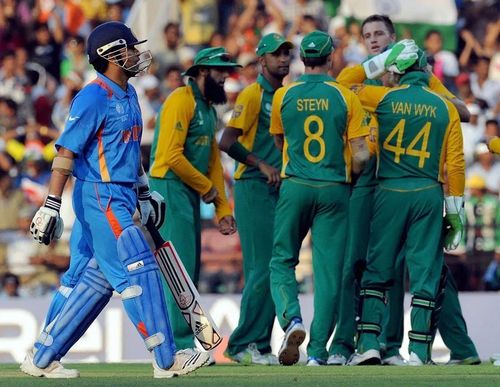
137 174 166 228
363 39 419 79
30 195 64 245
443 196 465 251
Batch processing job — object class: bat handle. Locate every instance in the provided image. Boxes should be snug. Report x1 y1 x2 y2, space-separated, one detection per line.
145 218 165 249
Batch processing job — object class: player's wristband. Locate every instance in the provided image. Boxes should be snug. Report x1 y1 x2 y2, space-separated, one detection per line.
227 142 251 164
45 195 62 212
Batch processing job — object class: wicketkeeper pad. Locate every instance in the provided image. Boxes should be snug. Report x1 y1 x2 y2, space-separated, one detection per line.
34 259 113 368
117 225 175 369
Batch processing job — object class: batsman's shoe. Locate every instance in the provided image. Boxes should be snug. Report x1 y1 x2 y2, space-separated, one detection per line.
278 318 306 366
446 356 481 365
20 349 79 378
408 352 435 366
306 357 326 366
382 354 408 366
327 354 347 366
153 349 209 378
347 349 381 366
225 343 270 365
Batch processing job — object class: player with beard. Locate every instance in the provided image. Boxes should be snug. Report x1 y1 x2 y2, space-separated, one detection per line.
149 47 239 354
219 34 293 365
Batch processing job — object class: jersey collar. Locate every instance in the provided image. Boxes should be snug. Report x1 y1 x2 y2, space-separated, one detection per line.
257 74 275 93
399 71 430 87
298 73 335 83
188 78 204 100
96 73 128 99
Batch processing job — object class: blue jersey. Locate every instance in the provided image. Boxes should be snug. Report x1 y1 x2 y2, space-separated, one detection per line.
56 73 143 183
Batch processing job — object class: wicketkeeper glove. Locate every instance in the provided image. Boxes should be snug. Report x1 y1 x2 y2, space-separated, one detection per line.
30 195 64 245
137 173 166 228
363 39 419 79
443 196 465 251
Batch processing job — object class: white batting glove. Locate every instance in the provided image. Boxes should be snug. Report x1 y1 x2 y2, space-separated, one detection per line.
30 195 64 245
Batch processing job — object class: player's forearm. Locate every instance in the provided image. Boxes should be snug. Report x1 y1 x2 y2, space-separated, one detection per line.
350 136 370 174
450 98 471 123
48 147 74 198
168 155 213 194
337 65 366 87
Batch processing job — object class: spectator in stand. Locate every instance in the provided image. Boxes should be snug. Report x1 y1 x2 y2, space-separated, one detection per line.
484 118 500 140
461 104 485 166
468 143 500 194
60 35 92 79
154 22 182 77
484 253 500 291
160 65 183 98
463 175 500 290
180 0 218 49
0 170 25 230
455 73 476 105
1 272 20 297
29 22 63 81
52 71 84 131
424 29 460 94
469 56 500 112
0 51 29 106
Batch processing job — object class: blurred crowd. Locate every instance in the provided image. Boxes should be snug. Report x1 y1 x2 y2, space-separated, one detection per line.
0 0 498 297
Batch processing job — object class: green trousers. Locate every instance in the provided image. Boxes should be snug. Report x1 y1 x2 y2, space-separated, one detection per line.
358 180 444 362
329 186 405 359
150 177 200 350
226 179 279 356
269 177 349 360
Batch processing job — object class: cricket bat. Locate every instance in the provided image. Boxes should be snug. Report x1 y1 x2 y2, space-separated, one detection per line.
145 219 223 350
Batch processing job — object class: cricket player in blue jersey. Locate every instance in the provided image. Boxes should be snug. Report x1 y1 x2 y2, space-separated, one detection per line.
20 22 208 378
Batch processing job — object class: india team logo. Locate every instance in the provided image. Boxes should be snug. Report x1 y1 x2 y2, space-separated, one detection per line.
116 103 124 114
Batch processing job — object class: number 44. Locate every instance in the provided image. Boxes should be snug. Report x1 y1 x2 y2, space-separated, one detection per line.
383 119 431 168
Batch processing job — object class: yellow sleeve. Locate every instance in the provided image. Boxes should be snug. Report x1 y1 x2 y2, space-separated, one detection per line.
345 89 371 139
207 138 232 220
429 73 456 100
270 87 286 135
150 88 213 195
227 84 260 134
337 65 366 87
367 115 379 155
353 84 390 113
488 136 500 154
443 102 465 196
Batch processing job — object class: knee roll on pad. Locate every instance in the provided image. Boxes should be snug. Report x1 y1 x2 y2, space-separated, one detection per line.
410 296 435 310
117 225 175 369
360 288 387 304
34 259 113 368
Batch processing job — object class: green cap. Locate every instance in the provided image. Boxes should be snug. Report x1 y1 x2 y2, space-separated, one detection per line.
256 33 294 56
183 47 241 77
300 30 334 58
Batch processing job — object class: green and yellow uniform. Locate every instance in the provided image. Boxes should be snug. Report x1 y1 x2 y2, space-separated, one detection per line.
335 64 478 362
225 74 282 357
269 73 369 360
354 70 465 362
149 78 232 349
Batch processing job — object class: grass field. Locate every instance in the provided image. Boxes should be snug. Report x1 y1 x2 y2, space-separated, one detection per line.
1 363 499 386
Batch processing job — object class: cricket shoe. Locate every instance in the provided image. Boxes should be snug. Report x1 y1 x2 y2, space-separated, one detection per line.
153 348 210 378
446 356 481 365
224 343 270 365
347 349 381 365
382 354 408 366
20 349 79 378
306 357 326 366
408 352 435 366
262 352 279 365
327 354 347 365
278 318 306 366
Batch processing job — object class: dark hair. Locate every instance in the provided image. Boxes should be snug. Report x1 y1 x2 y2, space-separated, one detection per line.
2 272 19 287
165 64 183 77
91 56 109 73
425 29 442 40
301 55 329 68
361 14 395 35
486 119 499 127
164 22 179 34
4 98 18 113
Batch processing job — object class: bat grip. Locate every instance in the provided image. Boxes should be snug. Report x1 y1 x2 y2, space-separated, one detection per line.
145 218 165 249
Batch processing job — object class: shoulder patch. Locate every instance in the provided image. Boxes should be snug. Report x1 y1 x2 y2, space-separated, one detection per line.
232 104 244 119
174 121 183 131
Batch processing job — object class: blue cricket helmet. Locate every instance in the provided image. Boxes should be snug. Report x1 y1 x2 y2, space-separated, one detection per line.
87 21 147 64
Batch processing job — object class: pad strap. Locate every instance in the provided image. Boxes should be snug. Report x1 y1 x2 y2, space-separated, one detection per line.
357 322 381 335
51 156 74 176
360 288 387 304
411 296 435 310
408 330 434 343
